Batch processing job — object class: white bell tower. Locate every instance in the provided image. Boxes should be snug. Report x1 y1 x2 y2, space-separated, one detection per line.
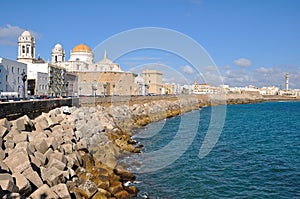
17 30 35 63
51 43 65 64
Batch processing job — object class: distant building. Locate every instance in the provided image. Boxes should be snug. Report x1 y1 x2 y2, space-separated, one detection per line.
0 58 27 97
142 69 163 95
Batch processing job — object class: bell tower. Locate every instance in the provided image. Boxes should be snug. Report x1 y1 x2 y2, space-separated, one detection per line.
51 43 65 64
17 30 35 63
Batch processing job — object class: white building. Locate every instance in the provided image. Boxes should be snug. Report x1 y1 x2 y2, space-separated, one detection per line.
16 30 67 96
0 58 27 98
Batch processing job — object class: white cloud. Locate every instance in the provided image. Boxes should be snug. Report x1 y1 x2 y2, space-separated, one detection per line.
0 24 41 46
181 65 195 74
233 58 252 67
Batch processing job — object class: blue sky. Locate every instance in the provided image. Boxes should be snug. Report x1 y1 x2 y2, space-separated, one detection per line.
1 0 300 88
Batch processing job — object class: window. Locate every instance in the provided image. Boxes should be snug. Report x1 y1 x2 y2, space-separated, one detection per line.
18 77 20 83
26 46 29 54
12 67 14 73
6 75 8 81
22 46 25 53
18 68 20 74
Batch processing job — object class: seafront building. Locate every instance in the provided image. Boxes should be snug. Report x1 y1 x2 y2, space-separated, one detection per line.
16 30 66 96
142 69 163 95
0 58 27 98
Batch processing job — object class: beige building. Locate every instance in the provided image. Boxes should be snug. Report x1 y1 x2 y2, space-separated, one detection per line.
142 69 163 95
77 71 137 96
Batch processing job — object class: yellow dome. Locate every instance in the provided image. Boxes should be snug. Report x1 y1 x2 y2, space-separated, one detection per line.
72 44 92 53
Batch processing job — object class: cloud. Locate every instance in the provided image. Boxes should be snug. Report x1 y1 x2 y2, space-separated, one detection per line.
0 24 41 46
181 65 195 74
233 58 252 67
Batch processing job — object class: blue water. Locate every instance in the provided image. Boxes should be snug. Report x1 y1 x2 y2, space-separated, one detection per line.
132 102 300 199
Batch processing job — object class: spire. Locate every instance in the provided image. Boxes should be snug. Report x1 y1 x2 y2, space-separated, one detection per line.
104 50 107 60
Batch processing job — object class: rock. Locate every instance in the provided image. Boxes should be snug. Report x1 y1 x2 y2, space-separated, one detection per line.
2 192 27 199
49 150 67 164
12 172 32 196
125 185 138 197
41 167 65 186
108 181 124 195
75 139 88 152
74 180 98 199
22 167 43 188
92 191 109 199
62 143 73 154
3 149 31 173
114 190 130 199
29 184 58 199
51 183 71 199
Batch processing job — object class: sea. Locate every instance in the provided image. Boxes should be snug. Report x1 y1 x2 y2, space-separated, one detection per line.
129 101 300 199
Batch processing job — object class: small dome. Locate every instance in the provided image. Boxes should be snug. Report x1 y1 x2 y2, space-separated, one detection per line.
72 44 92 53
21 30 32 37
54 43 63 49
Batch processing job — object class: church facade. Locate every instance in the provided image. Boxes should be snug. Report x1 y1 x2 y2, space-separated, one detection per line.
52 43 141 96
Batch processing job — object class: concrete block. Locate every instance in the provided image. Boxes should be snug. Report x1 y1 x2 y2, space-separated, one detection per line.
49 150 67 164
75 139 88 151
47 157 66 171
13 132 28 143
34 115 49 130
0 148 6 160
15 115 33 131
0 126 8 138
51 183 71 199
0 118 11 130
62 143 73 154
44 148 54 160
0 178 19 193
74 180 98 199
29 184 58 199
34 151 46 166
0 160 9 173
3 140 15 151
3 150 30 173
41 167 65 186
29 154 41 167
35 139 48 154
12 172 32 196
22 167 43 188
2 192 27 199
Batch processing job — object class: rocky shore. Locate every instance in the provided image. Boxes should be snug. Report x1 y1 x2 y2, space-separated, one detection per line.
0 94 298 198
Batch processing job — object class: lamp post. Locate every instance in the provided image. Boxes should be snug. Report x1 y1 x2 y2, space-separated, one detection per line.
65 81 69 97
92 84 97 97
21 72 27 99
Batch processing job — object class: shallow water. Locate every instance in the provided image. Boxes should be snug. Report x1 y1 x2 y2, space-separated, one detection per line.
132 101 300 198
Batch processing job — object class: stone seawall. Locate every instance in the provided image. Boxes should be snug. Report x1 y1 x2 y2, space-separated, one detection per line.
0 98 79 121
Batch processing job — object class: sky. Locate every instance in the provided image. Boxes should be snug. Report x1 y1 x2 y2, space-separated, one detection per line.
1 0 300 88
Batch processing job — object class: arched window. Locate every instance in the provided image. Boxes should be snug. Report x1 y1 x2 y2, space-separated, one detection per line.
22 46 25 53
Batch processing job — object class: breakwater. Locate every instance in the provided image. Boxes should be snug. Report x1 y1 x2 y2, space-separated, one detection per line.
0 93 299 198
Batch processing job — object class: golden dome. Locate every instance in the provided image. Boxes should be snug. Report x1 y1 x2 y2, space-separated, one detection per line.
72 44 92 53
